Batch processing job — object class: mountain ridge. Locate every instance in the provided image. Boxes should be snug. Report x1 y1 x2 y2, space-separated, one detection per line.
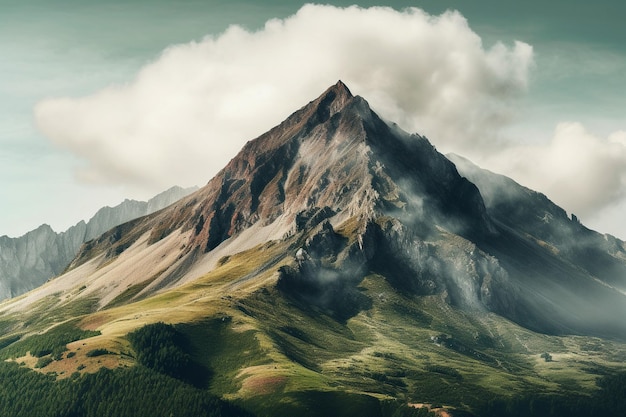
15 80 622 340
1 81 626 417
0 185 197 301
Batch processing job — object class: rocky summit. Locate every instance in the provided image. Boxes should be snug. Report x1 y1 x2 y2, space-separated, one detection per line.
1 82 626 417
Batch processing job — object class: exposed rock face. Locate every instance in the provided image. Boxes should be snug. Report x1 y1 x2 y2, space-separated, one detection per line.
139 82 493 257
449 154 626 335
0 186 196 300
450 153 626 290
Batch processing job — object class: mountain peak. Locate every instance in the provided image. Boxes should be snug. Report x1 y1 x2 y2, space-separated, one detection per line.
329 79 353 97
309 80 356 121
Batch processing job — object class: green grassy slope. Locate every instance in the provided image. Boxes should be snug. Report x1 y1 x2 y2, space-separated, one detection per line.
232 273 626 415
1 236 626 417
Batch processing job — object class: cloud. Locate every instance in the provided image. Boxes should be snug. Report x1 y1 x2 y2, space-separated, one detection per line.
34 4 533 190
484 123 626 219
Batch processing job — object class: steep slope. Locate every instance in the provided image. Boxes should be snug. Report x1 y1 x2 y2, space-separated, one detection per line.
1 82 626 417
449 154 626 337
450 153 626 290
0 186 196 301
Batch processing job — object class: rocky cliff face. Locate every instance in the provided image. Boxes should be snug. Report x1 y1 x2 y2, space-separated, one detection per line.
449 154 626 336
136 82 494 256
450 153 626 291
0 186 196 300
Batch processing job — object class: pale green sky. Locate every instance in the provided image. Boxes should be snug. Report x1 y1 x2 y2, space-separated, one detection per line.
1 0 625 238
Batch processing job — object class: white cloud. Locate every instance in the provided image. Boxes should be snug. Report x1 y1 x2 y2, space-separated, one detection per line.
484 122 626 220
34 4 533 191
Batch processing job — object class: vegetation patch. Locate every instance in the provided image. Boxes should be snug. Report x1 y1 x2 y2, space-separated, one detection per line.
238 287 368 369
85 349 111 358
430 333 499 367
0 360 254 417
175 318 269 396
242 390 382 417
104 277 157 309
0 320 100 360
424 364 463 380
0 318 19 335
474 372 626 417
127 322 211 388
242 390 440 417
18 296 100 333
268 327 322 372
34 356 54 369
0 334 21 350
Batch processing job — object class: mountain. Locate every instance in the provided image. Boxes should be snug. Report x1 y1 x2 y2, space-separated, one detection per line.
1 82 626 417
0 185 197 301
449 153 626 291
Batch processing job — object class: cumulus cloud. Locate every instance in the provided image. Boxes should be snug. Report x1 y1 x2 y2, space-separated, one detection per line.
485 123 626 219
34 4 533 190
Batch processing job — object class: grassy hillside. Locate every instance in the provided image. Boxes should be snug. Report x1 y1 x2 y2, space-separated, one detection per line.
1 236 626 417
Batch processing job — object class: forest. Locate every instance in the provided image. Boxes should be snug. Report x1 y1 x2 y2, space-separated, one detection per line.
0 321 625 417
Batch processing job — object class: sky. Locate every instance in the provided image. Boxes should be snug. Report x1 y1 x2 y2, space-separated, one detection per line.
1 0 625 239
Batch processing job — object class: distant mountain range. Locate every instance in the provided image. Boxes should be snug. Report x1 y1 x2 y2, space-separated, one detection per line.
0 186 197 300
0 82 625 417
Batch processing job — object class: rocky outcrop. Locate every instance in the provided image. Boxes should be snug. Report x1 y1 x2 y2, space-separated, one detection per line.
0 186 196 300
277 220 370 322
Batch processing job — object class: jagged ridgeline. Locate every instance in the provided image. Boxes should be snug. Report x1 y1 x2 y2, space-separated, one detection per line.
0 82 626 417
0 186 197 301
